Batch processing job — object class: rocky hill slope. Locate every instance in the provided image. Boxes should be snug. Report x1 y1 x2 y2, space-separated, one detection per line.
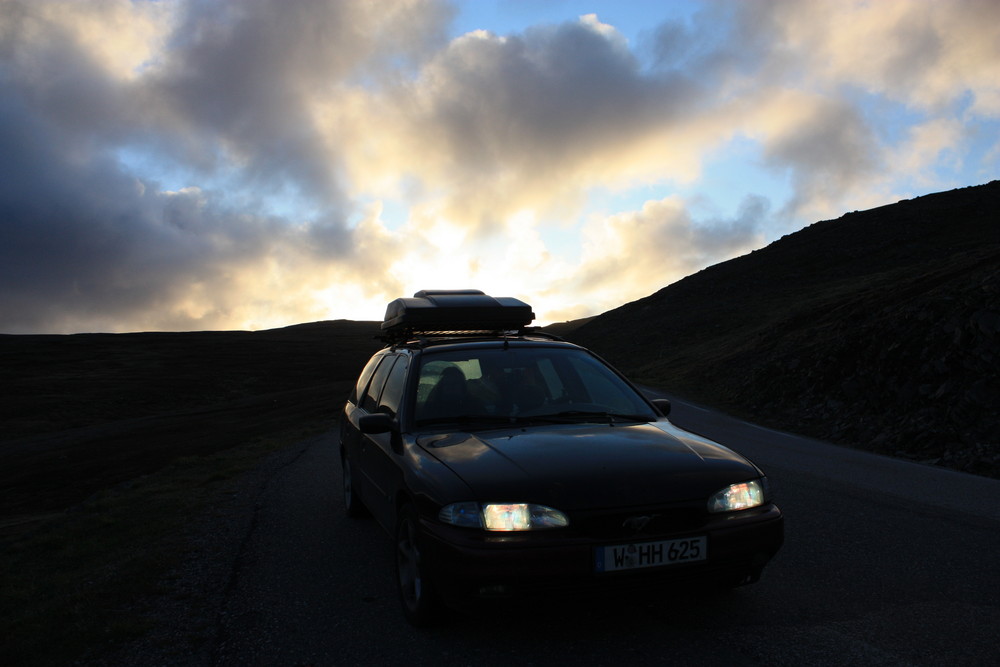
569 181 1000 478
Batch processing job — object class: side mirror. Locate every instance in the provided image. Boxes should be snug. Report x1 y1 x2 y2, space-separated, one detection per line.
359 413 394 434
651 398 671 417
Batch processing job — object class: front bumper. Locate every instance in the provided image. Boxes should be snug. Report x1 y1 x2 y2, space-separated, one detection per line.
419 504 784 605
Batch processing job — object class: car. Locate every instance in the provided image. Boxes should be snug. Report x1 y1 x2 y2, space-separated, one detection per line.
339 289 783 625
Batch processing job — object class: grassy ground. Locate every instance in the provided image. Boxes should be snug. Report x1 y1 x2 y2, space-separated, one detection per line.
0 422 327 667
0 321 381 526
0 320 382 665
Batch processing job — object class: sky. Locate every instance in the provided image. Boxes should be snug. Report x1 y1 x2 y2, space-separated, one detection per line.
1 0 998 334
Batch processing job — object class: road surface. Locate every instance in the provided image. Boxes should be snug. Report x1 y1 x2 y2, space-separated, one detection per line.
211 394 1000 665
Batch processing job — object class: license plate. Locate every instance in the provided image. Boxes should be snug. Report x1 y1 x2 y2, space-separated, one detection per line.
595 536 707 573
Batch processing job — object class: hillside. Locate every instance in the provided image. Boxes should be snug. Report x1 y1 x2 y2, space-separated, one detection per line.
0 321 383 524
569 181 1000 477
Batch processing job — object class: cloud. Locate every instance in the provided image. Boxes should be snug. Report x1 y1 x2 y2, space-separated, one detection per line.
556 194 766 317
0 0 996 333
685 0 999 221
5 0 175 81
0 83 301 332
888 118 965 186
337 14 714 233
749 0 1000 116
0 0 450 332
758 95 881 221
138 0 448 207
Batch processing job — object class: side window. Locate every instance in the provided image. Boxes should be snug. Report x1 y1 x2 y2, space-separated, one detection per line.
361 355 398 413
350 353 384 405
377 356 409 418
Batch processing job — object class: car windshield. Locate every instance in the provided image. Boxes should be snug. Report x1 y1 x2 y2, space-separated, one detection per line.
412 346 656 428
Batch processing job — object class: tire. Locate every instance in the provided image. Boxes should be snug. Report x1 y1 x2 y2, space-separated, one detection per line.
341 453 367 518
395 505 442 627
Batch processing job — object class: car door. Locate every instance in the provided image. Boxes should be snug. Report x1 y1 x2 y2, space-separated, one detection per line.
342 351 387 494
357 353 409 529
350 353 395 516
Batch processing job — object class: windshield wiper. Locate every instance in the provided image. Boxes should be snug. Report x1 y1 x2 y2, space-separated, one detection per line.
415 411 652 429
528 411 651 425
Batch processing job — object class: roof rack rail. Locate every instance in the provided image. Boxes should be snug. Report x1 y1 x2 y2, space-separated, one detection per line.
393 328 565 347
519 328 565 342
379 290 535 343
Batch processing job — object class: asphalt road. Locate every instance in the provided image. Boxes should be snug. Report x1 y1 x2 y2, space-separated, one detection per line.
212 395 1000 666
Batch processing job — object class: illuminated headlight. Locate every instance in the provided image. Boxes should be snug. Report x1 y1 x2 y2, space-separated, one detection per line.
482 503 569 531
708 479 766 513
439 502 569 531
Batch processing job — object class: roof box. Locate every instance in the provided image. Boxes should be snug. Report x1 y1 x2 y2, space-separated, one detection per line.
381 289 535 337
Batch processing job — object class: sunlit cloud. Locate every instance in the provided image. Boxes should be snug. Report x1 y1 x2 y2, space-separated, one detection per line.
6 0 175 81
760 0 1000 115
0 0 996 333
570 194 765 307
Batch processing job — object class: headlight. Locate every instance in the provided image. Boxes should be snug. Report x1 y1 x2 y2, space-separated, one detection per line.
708 479 766 513
438 501 482 528
439 502 569 531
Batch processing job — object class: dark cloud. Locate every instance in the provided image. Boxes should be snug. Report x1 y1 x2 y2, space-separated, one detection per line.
141 0 453 200
763 101 880 219
0 2 132 150
0 85 276 332
0 0 452 332
693 194 771 256
647 1 788 89
882 12 943 94
413 17 704 180
148 0 349 200
665 194 769 275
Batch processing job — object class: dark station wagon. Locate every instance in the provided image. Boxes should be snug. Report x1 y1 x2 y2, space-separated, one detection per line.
339 290 783 625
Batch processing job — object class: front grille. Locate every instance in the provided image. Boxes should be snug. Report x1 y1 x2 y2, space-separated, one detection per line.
572 504 707 540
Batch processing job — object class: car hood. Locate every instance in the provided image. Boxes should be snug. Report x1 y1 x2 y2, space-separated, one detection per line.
417 420 759 510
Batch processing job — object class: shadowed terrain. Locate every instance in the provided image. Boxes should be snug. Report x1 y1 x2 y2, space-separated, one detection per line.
0 321 382 526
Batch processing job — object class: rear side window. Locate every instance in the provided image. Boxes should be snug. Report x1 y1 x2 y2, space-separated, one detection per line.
349 353 385 405
361 355 399 413
378 356 409 418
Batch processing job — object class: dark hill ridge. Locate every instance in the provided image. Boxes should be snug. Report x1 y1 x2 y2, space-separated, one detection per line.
569 180 1000 477
0 320 383 523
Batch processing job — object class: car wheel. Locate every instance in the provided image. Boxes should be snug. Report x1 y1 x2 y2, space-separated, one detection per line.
395 505 442 626
342 453 367 518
